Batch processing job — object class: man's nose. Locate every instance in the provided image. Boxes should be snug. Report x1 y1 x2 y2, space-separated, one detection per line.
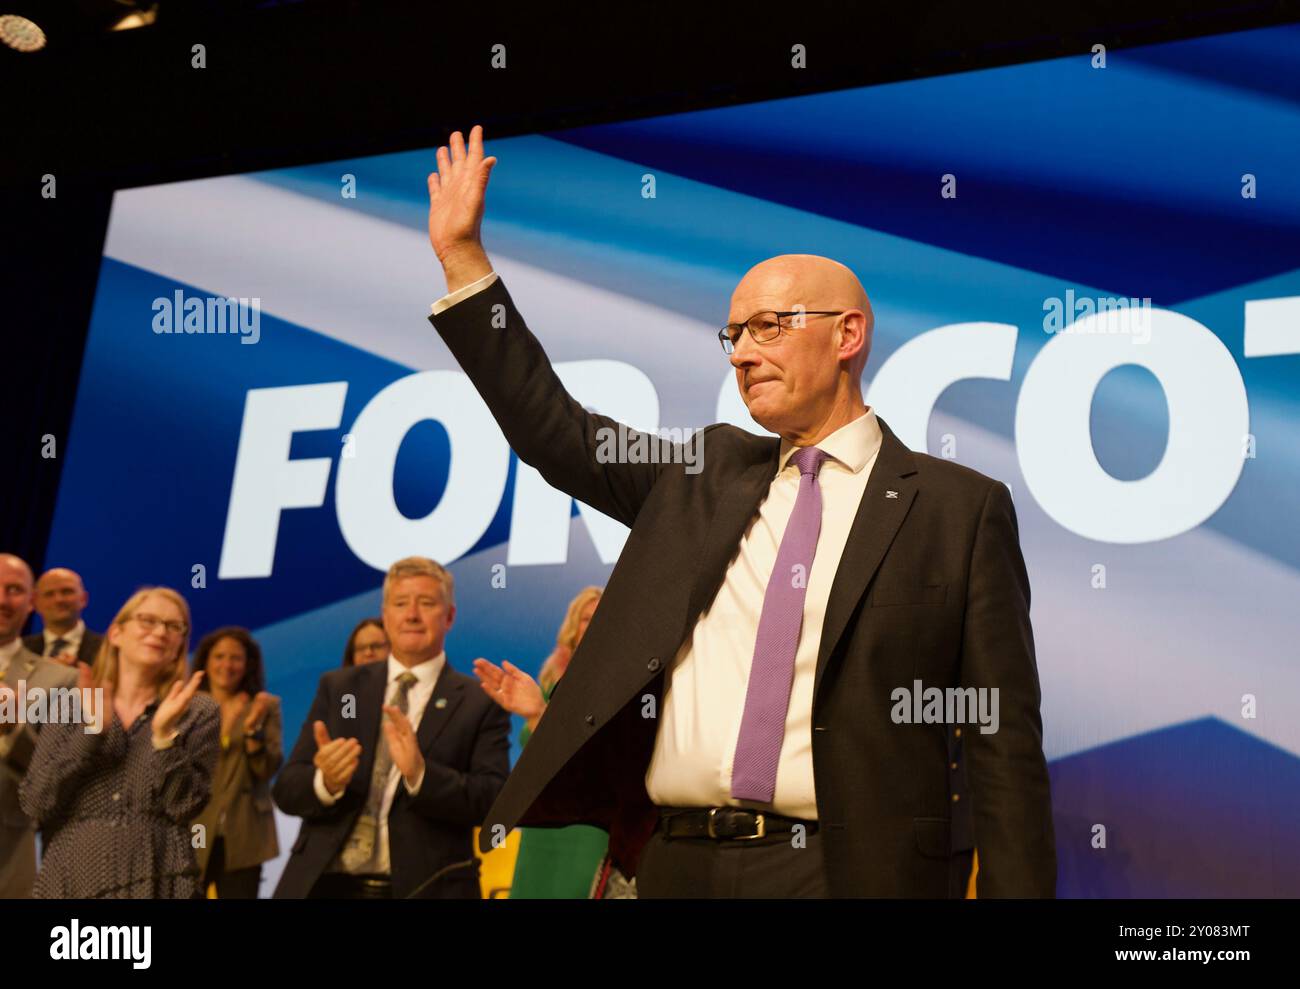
730 331 762 370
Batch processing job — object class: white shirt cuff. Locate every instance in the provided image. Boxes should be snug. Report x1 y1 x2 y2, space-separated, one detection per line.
403 764 425 796
430 271 499 315
313 766 342 806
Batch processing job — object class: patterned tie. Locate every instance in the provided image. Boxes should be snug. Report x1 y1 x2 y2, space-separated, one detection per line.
731 446 831 803
339 671 418 869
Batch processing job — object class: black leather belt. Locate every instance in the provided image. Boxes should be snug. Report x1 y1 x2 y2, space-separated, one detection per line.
659 807 818 840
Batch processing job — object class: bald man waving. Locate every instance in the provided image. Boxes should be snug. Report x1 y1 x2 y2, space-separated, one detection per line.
426 126 1055 898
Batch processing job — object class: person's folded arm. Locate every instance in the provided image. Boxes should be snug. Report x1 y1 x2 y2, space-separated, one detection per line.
959 481 1057 898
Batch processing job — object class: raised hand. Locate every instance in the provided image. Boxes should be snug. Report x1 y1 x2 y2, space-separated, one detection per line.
427 124 496 291
381 705 424 787
152 669 204 742
312 720 361 797
243 691 276 734
221 690 251 740
472 657 546 719
75 661 110 734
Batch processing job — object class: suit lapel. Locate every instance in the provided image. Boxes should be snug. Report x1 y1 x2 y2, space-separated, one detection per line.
813 416 918 706
416 665 465 754
2 648 38 687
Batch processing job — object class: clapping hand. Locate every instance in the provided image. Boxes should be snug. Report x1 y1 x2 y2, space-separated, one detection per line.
76 662 113 735
312 721 361 797
472 657 546 719
221 691 250 740
381 706 424 787
152 670 204 743
243 691 275 735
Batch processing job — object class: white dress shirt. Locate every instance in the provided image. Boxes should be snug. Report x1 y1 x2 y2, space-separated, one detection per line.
431 272 883 821
646 409 882 820
314 652 444 874
39 619 85 658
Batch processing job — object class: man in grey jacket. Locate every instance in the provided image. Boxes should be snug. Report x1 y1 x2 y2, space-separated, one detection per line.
0 554 78 898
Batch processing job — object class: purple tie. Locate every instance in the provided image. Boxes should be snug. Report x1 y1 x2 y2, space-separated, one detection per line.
731 446 831 803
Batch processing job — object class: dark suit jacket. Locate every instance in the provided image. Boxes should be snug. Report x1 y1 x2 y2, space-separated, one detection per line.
271 659 510 899
23 629 103 667
429 276 1057 898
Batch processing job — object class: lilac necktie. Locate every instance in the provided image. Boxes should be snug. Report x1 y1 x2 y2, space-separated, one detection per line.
731 446 831 803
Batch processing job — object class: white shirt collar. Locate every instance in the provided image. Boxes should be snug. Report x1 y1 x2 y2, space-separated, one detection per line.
777 407 882 476
44 619 85 646
386 651 445 688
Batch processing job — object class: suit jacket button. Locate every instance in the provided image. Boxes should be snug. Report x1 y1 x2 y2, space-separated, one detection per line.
647 657 661 672
585 714 595 726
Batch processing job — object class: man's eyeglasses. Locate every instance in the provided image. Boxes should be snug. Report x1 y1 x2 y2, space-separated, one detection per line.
130 613 188 637
719 310 844 354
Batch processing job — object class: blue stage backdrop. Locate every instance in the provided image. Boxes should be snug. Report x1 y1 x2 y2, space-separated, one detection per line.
46 23 1300 896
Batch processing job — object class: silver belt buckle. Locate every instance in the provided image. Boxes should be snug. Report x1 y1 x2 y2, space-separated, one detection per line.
707 807 766 840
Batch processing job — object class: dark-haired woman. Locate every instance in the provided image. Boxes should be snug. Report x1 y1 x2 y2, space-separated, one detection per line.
342 617 388 667
190 626 282 898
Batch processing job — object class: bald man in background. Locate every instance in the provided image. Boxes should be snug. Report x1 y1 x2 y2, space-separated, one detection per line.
23 568 103 667
0 555 78 897
424 126 1055 897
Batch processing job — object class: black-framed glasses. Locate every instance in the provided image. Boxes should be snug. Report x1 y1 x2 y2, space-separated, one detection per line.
719 310 844 354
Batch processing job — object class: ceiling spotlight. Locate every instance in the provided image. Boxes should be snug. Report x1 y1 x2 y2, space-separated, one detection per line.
0 14 46 52
111 4 159 31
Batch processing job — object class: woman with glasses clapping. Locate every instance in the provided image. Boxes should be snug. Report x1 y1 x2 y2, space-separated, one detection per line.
19 586 219 898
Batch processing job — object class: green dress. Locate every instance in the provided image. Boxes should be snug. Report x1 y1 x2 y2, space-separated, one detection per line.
508 681 610 898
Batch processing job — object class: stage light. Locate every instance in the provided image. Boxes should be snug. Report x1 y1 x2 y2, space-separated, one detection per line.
111 4 158 31
0 14 47 52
